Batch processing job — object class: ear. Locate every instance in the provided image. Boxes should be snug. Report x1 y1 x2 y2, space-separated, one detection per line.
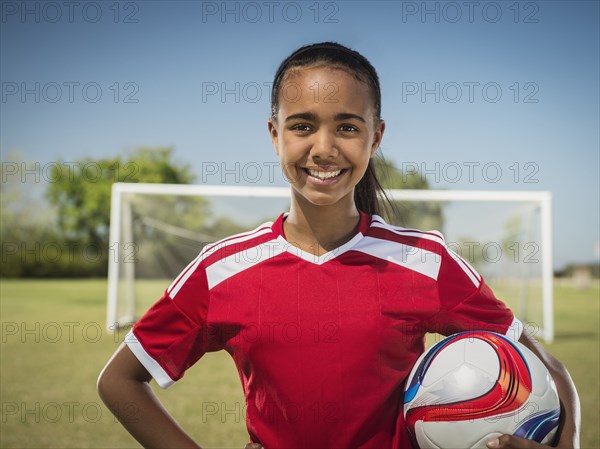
370 119 385 158
267 118 280 156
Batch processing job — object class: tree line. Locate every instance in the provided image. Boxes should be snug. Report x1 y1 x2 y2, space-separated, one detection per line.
1 147 437 277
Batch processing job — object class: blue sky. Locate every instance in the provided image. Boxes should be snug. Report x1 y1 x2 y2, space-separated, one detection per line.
1 0 599 269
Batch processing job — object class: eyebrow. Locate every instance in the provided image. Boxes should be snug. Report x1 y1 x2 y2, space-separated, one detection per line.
284 112 366 123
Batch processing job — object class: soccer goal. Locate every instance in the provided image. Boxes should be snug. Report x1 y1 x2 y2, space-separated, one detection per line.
106 183 553 342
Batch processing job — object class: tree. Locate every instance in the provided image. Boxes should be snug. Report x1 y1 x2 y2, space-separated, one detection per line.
40 147 200 276
46 146 196 247
1 151 59 276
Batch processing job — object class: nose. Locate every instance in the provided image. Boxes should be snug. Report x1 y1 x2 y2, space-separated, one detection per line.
310 128 338 161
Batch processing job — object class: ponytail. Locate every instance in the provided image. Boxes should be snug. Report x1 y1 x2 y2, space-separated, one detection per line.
355 156 397 219
354 160 380 216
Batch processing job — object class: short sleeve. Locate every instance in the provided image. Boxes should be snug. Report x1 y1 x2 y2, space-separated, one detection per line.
125 258 219 388
426 244 523 342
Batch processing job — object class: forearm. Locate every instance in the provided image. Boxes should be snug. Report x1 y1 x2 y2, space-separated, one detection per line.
519 332 581 448
99 377 200 448
539 349 580 448
98 344 201 449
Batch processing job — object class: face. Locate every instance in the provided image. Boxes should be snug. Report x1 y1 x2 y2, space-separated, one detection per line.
268 66 385 210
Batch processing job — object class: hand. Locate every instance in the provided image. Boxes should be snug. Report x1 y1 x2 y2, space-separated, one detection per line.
487 435 572 449
244 444 263 449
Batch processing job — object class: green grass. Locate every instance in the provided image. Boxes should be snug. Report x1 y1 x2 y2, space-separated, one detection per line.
1 279 598 448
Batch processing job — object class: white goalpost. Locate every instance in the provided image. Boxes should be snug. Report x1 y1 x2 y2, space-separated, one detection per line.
106 183 553 343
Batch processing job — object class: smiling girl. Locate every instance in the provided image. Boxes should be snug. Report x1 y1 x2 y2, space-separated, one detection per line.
98 42 580 449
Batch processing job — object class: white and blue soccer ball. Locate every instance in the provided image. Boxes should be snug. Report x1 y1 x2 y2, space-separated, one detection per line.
403 331 561 449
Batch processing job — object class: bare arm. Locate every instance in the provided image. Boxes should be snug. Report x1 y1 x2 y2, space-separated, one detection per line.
97 343 201 449
487 329 581 449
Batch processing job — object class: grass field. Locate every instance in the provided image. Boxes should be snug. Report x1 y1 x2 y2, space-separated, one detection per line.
1 279 598 448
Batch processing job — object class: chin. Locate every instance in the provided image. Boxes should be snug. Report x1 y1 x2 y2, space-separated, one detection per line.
293 188 353 208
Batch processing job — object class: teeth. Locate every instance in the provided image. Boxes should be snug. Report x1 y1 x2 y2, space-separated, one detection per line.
307 169 342 179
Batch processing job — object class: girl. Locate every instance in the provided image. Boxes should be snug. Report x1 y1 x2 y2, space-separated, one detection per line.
98 42 580 449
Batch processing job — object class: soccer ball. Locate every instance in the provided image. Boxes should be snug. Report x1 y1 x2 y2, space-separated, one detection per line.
403 331 560 449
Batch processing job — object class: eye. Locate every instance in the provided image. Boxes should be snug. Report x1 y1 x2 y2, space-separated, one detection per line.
339 124 359 133
290 123 312 132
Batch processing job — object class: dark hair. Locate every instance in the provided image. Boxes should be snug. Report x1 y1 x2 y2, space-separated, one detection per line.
271 41 393 217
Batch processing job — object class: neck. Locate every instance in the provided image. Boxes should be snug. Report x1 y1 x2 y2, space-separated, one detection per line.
284 191 361 254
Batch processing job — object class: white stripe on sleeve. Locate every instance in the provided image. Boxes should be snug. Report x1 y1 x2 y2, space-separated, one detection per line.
125 329 175 389
504 317 524 342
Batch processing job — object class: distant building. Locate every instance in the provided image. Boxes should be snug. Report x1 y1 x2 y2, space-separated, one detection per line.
554 263 600 289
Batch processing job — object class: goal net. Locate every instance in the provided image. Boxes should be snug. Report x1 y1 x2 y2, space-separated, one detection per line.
106 183 553 342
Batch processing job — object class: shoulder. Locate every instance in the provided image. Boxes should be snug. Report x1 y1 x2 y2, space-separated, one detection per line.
364 215 482 288
364 214 482 286
365 214 447 253
166 218 279 298
198 218 278 265
352 214 458 281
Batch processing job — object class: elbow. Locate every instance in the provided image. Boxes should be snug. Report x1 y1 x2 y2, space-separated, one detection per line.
538 347 571 382
97 365 109 402
519 331 567 375
97 362 117 404
547 355 569 377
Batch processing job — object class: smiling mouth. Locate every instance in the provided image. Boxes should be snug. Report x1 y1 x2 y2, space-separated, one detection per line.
304 168 346 180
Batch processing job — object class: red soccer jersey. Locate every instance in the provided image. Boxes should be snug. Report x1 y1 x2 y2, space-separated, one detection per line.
126 211 521 449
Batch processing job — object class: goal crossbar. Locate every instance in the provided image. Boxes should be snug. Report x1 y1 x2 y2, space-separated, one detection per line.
106 183 553 342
